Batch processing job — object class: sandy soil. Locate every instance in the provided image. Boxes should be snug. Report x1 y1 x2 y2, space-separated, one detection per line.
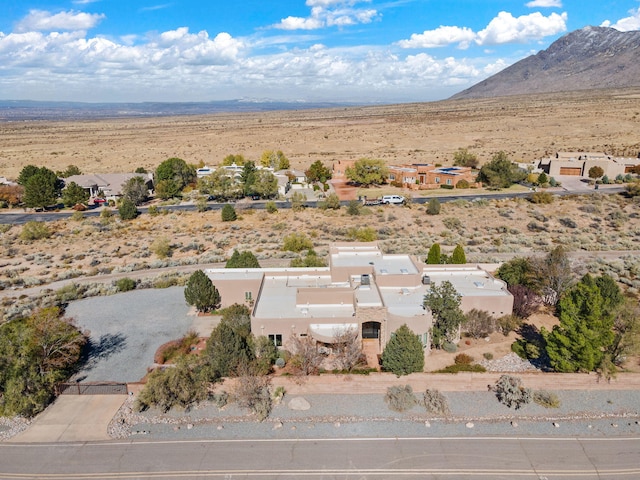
1 88 639 180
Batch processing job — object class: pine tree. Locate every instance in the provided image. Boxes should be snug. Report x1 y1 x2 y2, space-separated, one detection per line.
381 324 424 376
184 270 221 313
424 281 465 348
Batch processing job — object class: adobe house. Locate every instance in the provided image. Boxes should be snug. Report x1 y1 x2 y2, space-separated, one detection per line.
537 152 640 177
205 243 513 356
388 164 480 189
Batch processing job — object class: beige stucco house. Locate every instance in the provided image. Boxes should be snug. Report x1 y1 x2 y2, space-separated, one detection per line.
538 152 640 177
205 243 513 356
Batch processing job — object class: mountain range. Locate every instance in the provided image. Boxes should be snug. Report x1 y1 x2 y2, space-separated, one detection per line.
452 26 640 100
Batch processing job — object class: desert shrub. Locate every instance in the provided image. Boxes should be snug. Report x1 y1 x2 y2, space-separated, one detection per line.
71 210 84 222
464 309 496 338
282 232 313 252
435 363 486 373
558 217 577 228
151 236 172 259
533 390 561 409
442 341 457 353
221 204 237 222
493 375 532 409
498 314 523 335
135 359 209 413
442 217 462 230
20 221 51 241
384 385 417 412
347 200 362 216
233 374 272 421
347 226 377 242
0 224 12 234
454 353 473 365
265 201 278 213
455 179 470 189
529 192 554 204
115 277 136 292
323 193 341 210
483 352 494 360
426 198 441 215
422 389 450 415
212 391 229 408
148 205 160 216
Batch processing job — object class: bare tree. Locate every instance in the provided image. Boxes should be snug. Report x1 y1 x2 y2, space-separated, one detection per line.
532 246 574 307
332 326 364 371
287 333 324 375
464 309 496 339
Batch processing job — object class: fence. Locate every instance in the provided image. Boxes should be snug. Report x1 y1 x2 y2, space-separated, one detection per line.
56 382 128 395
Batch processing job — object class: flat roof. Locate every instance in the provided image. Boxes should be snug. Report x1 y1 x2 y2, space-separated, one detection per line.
422 267 510 297
331 250 418 275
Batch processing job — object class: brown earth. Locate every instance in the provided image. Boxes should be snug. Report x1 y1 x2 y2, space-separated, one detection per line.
1 88 640 180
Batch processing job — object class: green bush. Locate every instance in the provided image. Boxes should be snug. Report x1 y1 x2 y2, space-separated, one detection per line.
455 179 470 189
381 324 425 376
282 232 313 252
20 221 51 241
265 201 278 213
434 363 486 373
426 198 441 215
483 352 494 360
221 204 237 222
422 389 450 415
533 390 561 408
347 200 362 216
118 198 139 220
384 385 417 412
347 226 377 242
115 277 136 292
442 341 457 353
440 184 454 189
151 236 172 259
529 191 554 204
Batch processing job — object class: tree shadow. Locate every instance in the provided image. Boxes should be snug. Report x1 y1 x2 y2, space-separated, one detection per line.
516 323 552 371
80 333 127 372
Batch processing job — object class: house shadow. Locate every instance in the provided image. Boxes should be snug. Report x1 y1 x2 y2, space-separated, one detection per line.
80 333 127 372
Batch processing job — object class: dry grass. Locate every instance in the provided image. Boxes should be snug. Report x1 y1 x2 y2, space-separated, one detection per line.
1 88 639 180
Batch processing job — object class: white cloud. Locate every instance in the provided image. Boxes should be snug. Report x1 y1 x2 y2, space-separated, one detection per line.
15 9 105 32
273 1 379 30
73 0 101 4
525 0 562 7
396 26 476 49
476 11 567 45
603 8 640 32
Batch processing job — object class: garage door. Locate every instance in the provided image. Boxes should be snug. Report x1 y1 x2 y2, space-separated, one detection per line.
559 167 582 175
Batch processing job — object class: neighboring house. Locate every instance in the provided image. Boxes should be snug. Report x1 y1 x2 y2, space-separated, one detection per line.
332 160 478 189
206 242 513 356
537 152 640 177
64 173 154 201
388 164 479 189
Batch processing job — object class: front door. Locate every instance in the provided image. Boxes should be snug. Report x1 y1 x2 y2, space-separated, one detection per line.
362 321 381 339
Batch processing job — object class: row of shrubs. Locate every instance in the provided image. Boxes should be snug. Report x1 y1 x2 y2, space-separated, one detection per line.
384 376 560 414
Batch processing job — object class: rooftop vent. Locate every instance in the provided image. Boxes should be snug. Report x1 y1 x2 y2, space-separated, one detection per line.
422 276 431 285
361 274 370 286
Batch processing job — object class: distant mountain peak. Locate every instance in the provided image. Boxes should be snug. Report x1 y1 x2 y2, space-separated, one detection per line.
451 26 640 100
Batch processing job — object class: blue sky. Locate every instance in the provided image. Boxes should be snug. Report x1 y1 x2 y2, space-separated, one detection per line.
1 0 639 103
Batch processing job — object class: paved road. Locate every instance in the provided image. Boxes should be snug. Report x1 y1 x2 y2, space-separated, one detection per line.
1 436 639 479
0 185 625 225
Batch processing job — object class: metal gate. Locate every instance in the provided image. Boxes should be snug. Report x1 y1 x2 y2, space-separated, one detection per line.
56 382 128 395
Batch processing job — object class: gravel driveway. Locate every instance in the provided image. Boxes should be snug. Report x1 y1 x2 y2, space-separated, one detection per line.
65 287 192 383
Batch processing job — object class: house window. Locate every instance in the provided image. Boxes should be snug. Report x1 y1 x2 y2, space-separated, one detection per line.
245 291 252 301
446 178 452 185
389 174 396 181
268 334 283 347
435 177 440 184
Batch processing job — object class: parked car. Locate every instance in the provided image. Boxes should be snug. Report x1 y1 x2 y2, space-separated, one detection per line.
381 195 405 205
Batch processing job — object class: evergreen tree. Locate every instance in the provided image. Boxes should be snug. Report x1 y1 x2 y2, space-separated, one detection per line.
381 324 424 376
226 250 261 268
118 198 139 220
477 151 526 189
23 169 61 209
451 244 466 264
122 176 149 205
184 270 221 313
305 160 332 183
424 281 465 348
62 181 89 207
221 204 237 222
544 274 620 372
205 321 254 377
426 244 441 264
